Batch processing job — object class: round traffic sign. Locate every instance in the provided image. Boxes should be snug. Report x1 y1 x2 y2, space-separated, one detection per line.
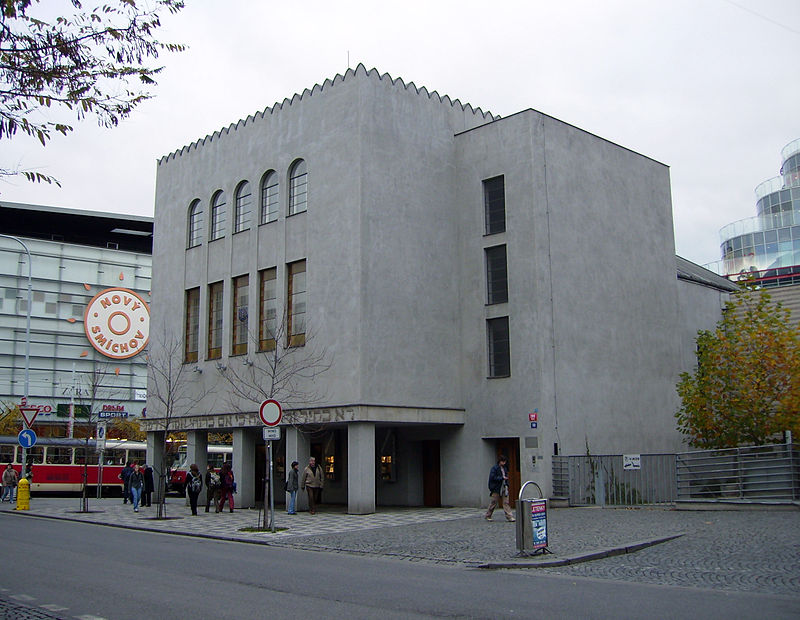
259 399 282 426
18 429 37 449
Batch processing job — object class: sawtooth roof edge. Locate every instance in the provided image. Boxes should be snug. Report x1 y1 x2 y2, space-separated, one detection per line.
158 64 498 165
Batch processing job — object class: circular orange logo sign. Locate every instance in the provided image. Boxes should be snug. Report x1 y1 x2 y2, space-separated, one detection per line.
84 287 150 359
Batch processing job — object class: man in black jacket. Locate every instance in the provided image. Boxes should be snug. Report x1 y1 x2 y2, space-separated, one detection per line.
484 455 515 522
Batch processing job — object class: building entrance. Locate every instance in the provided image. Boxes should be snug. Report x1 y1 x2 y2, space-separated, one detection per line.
494 438 520 508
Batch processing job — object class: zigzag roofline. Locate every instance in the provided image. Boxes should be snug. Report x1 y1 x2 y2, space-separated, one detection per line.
158 64 498 165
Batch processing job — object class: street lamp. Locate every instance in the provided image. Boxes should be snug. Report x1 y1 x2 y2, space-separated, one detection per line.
0 235 32 469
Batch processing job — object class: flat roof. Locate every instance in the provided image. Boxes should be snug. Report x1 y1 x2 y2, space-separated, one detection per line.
0 201 153 254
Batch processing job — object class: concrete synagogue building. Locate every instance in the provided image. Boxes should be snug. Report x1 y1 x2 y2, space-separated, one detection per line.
146 65 732 513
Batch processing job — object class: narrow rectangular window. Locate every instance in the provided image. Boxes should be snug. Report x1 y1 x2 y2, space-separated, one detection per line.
484 175 506 235
184 287 200 362
259 268 277 351
231 275 249 355
287 260 306 347
207 281 223 360
485 245 508 304
487 316 510 377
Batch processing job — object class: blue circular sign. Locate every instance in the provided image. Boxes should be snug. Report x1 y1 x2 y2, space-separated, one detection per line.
18 429 37 449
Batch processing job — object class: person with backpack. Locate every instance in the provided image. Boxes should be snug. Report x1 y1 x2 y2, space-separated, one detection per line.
205 464 221 513
217 461 235 513
186 463 203 516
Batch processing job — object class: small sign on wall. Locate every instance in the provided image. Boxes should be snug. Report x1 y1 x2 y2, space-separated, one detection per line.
623 454 641 470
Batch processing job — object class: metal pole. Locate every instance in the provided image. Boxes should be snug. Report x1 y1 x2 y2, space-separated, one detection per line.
269 441 275 533
1 235 32 472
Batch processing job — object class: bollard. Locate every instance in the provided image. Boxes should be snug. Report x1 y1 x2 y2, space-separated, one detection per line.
15 478 30 510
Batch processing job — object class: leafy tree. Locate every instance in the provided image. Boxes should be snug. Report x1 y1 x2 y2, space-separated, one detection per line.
108 417 145 441
0 0 184 184
676 284 800 448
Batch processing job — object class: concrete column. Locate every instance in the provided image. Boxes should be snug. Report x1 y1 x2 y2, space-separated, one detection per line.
146 431 165 502
233 428 256 509
285 426 310 511
348 422 375 515
187 430 208 504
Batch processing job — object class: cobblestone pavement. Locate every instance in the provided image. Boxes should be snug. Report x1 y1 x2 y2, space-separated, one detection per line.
2 498 798 598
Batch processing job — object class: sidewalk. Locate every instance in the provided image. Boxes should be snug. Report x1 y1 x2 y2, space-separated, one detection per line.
2 496 799 598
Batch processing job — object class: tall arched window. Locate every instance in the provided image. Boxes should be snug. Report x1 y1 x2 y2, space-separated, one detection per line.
288 159 307 215
210 190 226 241
234 181 252 233
260 170 279 224
187 199 203 248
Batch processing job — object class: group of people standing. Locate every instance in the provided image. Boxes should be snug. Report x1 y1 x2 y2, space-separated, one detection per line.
182 461 235 516
119 462 154 512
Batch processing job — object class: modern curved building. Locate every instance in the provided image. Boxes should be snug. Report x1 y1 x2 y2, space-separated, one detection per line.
717 139 800 287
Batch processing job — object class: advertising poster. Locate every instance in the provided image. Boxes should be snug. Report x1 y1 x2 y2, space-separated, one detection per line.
530 499 548 550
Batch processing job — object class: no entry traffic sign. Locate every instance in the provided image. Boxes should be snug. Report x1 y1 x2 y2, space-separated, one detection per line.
259 399 282 426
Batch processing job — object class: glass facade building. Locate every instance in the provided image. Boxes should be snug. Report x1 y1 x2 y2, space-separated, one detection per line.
716 139 800 286
0 202 152 435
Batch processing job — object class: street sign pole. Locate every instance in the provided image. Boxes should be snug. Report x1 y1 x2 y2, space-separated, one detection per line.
259 400 282 533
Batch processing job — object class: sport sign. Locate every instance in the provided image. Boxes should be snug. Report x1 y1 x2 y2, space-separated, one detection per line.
259 399 282 426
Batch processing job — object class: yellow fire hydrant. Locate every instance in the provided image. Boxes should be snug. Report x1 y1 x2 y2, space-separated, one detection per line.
15 478 30 511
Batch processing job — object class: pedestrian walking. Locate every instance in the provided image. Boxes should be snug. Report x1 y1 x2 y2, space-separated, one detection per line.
484 455 515 522
205 464 221 513
119 461 133 504
285 461 299 514
1 463 17 502
142 463 154 507
186 463 203 516
217 462 235 513
301 456 324 515
128 463 144 512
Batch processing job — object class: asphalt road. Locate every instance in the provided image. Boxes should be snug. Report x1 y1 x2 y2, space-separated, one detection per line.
1 514 798 619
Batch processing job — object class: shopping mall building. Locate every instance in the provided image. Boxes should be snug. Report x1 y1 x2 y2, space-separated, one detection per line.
142 65 736 514
0 202 152 439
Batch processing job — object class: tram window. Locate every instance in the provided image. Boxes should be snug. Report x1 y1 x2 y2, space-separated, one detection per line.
75 449 100 465
27 447 44 464
46 447 73 464
105 449 126 465
128 450 146 465
208 453 226 469
0 445 15 464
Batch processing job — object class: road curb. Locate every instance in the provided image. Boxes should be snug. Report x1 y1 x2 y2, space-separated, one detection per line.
478 533 685 569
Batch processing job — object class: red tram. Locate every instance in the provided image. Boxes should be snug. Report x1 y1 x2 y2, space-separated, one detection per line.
0 436 147 494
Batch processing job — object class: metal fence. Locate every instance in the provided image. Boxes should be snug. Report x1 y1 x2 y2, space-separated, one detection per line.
552 454 677 506
676 443 800 501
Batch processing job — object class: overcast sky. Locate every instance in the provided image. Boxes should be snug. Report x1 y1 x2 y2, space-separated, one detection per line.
2 0 798 267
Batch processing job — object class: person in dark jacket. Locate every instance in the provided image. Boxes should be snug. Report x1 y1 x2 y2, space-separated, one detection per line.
285 461 299 514
484 455 515 522
142 464 154 507
217 462 235 513
119 462 133 504
205 464 221 513
185 463 203 516
128 463 144 512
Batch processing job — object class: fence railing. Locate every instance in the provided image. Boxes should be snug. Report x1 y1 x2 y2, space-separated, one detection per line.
552 454 677 506
552 444 800 506
676 443 799 501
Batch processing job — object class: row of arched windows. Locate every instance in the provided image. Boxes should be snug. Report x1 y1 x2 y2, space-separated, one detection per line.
187 159 308 248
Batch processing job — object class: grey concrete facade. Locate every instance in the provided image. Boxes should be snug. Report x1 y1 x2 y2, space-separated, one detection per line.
146 65 730 512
